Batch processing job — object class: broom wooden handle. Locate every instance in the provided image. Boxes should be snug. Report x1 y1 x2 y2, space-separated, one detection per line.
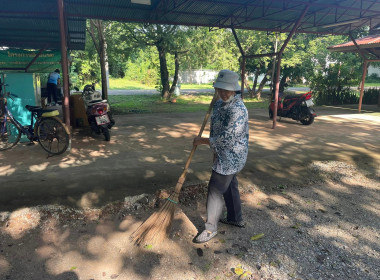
174 91 218 194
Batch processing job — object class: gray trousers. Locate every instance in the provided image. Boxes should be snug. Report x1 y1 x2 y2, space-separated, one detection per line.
205 170 242 232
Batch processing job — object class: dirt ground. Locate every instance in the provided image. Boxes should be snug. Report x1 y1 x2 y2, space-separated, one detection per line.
0 104 379 280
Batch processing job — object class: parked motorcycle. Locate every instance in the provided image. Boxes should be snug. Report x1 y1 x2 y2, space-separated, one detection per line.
79 84 115 141
269 91 317 125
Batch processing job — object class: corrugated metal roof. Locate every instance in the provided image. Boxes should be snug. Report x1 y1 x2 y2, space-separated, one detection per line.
329 34 380 49
1 0 380 51
63 0 380 35
0 0 86 50
327 34 380 59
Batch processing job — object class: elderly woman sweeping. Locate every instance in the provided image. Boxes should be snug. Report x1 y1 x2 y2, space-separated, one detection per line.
193 69 249 243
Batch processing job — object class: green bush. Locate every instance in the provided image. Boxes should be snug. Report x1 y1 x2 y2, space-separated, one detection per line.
310 64 360 105
314 88 359 105
363 88 380 104
365 73 380 83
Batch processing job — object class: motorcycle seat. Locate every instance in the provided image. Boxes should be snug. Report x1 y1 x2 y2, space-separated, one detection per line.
25 105 59 117
283 94 301 100
88 99 107 105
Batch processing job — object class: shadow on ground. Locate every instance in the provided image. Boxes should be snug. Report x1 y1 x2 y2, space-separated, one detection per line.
0 104 379 279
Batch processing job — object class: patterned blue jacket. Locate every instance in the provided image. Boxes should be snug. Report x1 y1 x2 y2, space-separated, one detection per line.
209 95 249 175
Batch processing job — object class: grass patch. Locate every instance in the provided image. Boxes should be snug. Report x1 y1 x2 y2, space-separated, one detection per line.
109 78 214 90
363 83 380 87
180 83 213 89
289 83 310 88
108 92 267 114
109 78 154 90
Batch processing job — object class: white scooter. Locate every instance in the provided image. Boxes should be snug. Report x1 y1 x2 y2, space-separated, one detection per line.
76 84 115 141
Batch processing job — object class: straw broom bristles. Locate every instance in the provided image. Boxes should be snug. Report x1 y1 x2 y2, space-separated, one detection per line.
131 93 218 246
131 176 184 245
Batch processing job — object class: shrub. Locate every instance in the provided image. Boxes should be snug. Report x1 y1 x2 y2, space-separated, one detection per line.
363 88 380 104
365 73 380 83
310 64 360 105
313 88 359 105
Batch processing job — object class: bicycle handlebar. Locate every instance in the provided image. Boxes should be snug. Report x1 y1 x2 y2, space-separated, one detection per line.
0 82 18 99
0 91 18 99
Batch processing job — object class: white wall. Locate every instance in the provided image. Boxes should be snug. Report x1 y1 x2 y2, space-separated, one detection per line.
179 70 218 84
178 69 271 86
368 65 380 77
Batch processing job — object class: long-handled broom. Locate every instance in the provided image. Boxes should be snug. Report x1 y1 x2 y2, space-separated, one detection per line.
131 92 219 245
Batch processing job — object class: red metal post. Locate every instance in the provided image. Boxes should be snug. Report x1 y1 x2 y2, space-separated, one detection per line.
358 60 368 113
57 0 71 129
231 27 246 98
241 56 245 99
272 4 310 129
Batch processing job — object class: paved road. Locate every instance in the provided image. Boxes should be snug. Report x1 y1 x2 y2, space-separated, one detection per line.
108 88 213 95
108 87 311 96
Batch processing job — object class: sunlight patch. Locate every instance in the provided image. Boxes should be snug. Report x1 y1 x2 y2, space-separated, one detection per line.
162 155 183 164
79 191 103 208
314 224 356 244
143 156 157 163
0 165 16 176
4 208 41 239
309 161 358 181
29 162 49 172
144 170 155 178
59 158 93 168
0 256 10 276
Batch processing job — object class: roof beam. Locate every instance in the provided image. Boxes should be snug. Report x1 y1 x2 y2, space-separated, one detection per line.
273 3 310 129
276 0 380 14
25 48 45 72
349 33 368 60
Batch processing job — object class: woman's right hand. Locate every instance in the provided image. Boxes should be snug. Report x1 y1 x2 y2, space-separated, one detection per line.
193 136 210 146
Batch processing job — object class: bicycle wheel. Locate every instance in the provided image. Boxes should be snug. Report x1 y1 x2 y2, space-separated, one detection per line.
0 117 21 151
37 117 70 155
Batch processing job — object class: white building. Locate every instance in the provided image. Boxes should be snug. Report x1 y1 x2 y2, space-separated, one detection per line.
179 69 218 84
368 65 380 77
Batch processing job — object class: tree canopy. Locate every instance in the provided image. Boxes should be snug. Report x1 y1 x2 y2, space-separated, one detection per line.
70 21 367 102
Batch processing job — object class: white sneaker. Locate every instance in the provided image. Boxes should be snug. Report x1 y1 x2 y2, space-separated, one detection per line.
195 230 217 243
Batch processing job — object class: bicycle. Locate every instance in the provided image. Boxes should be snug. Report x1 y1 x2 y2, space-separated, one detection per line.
0 82 70 155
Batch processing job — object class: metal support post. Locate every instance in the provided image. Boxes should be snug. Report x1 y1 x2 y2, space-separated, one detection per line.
358 60 368 113
272 4 310 129
58 0 70 129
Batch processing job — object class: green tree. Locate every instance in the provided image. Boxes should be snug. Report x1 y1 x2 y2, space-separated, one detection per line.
181 28 239 71
70 34 101 89
104 22 134 78
234 30 276 98
87 19 110 99
124 47 159 86
123 23 195 100
71 21 135 91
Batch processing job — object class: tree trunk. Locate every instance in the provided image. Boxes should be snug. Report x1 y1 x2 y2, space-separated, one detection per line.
99 46 108 99
157 44 170 100
256 68 272 98
97 20 108 100
252 68 260 97
244 78 253 98
87 19 109 100
169 52 179 94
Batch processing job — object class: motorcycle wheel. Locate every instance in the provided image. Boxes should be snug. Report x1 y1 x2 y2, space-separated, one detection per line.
300 115 314 125
269 109 273 119
103 127 110 141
